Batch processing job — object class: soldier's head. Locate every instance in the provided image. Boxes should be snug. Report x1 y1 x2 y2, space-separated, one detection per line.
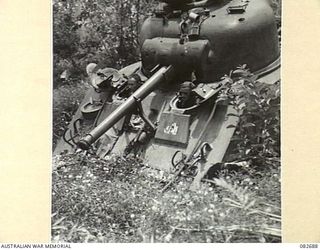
127 74 142 93
179 81 195 101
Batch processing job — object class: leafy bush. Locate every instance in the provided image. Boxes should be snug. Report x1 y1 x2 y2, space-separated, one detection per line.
220 66 280 166
53 0 156 88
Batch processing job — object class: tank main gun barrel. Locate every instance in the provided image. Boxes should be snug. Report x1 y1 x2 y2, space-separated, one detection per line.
77 65 175 150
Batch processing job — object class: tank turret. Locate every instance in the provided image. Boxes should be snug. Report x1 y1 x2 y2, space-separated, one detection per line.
140 0 279 81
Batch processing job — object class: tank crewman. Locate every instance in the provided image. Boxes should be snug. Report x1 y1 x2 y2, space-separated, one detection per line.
124 74 143 96
117 73 143 101
177 81 200 108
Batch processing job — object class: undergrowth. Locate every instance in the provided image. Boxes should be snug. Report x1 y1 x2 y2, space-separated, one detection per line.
52 153 280 243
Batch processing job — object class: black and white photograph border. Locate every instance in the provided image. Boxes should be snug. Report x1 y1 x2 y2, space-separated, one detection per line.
52 0 281 243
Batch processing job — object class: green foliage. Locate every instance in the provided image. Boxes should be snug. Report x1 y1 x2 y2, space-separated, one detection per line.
219 65 280 167
53 0 156 88
52 153 280 243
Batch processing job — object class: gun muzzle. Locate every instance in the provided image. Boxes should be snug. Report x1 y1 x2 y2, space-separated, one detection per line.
77 65 175 150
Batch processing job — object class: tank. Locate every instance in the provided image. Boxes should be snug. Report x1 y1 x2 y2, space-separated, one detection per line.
54 0 280 190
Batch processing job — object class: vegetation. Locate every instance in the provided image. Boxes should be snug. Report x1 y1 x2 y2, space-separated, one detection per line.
53 0 156 88
52 152 280 243
52 0 281 243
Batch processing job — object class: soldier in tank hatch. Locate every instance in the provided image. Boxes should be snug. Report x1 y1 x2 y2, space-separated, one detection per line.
127 74 143 94
177 81 200 108
118 73 143 99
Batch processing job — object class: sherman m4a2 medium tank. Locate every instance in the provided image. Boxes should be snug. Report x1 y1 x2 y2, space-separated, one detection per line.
54 0 280 189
